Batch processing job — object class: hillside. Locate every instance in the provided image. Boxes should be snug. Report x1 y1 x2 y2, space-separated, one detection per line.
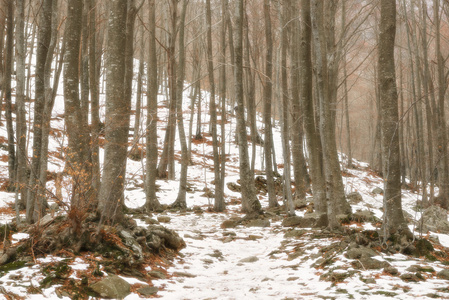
0 69 449 299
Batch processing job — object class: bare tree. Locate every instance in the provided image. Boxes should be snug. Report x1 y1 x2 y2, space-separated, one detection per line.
378 0 410 239
98 0 128 223
145 0 161 211
234 0 262 217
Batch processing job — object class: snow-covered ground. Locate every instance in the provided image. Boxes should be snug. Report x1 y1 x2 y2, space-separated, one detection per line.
0 44 449 299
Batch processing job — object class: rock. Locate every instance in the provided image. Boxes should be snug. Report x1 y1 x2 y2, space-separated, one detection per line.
227 182 241 193
284 229 306 238
400 273 422 282
148 270 166 279
352 210 376 223
137 286 158 296
146 225 186 251
364 278 376 284
347 192 363 205
282 216 315 228
351 257 389 270
406 265 435 273
145 218 159 225
208 250 223 259
239 256 259 263
89 275 131 299
174 271 197 278
221 220 240 229
383 266 399 276
247 235 263 240
245 219 270 228
372 187 383 195
119 230 143 262
437 269 449 280
157 216 171 223
287 277 299 281
345 247 378 259
293 197 308 209
418 205 449 233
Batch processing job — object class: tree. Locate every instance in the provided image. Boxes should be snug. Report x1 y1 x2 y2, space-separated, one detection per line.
234 0 262 217
205 0 225 212
263 0 277 209
145 0 161 211
301 0 327 223
4 0 15 183
26 0 54 223
171 0 189 209
98 0 128 224
15 0 27 210
378 0 410 239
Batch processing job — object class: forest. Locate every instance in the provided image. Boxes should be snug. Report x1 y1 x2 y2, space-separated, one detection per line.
1 0 449 298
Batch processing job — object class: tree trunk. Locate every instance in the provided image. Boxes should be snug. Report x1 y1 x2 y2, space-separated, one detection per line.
145 0 161 211
302 0 326 223
171 0 189 209
289 0 308 201
15 0 27 210
378 0 410 239
26 0 54 223
98 0 128 224
89 0 101 204
64 0 93 214
263 0 277 209
234 0 262 217
433 0 449 208
280 0 295 216
4 0 15 183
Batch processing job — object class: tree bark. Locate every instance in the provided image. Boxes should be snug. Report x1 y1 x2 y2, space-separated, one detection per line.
263 0 277 209
378 0 410 239
145 0 161 211
26 0 54 223
302 0 327 223
98 0 128 224
234 0 262 217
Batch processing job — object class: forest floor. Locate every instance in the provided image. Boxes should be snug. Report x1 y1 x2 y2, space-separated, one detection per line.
1 55 449 299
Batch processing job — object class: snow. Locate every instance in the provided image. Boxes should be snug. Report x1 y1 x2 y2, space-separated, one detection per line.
0 35 449 300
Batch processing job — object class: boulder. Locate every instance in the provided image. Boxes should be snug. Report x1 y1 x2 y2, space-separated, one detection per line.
418 205 449 233
345 247 378 259
437 269 449 280
352 210 376 223
239 256 259 263
137 286 158 296
347 192 363 205
372 187 384 195
245 219 270 228
351 257 389 270
281 216 315 228
90 275 130 299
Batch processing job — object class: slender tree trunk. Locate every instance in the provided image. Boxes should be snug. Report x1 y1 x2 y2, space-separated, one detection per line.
234 0 262 217
4 0 15 183
378 0 410 239
300 0 327 220
98 0 128 224
204 0 225 212
263 0 277 209
289 0 308 201
145 0 161 211
26 0 54 223
158 0 178 180
64 0 93 215
280 0 295 216
15 0 27 210
433 0 449 208
89 0 101 204
172 0 189 209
